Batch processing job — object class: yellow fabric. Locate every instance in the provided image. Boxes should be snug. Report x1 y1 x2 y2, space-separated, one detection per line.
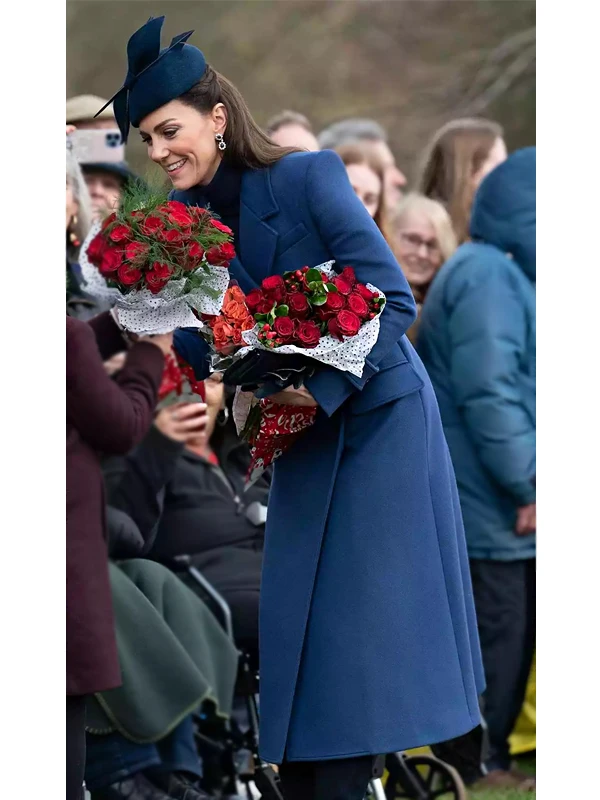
509 653 536 755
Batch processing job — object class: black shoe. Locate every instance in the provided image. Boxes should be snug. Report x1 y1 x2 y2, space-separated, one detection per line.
144 772 212 800
91 772 177 800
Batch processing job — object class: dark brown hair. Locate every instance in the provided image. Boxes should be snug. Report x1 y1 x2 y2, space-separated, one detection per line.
179 66 301 169
335 143 393 246
418 118 503 243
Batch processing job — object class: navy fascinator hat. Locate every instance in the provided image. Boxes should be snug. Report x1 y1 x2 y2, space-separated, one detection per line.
96 16 207 143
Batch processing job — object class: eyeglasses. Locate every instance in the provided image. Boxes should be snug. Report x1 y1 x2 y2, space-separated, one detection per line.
399 232 441 256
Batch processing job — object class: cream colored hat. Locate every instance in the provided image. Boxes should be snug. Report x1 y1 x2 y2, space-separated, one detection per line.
66 94 115 123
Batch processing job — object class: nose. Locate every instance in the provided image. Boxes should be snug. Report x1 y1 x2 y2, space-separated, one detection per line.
417 242 429 258
391 165 407 188
149 141 170 164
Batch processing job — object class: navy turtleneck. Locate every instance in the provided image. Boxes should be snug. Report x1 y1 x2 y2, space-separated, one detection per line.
194 158 243 254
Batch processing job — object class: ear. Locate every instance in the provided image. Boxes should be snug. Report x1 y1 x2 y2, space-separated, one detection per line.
211 103 228 135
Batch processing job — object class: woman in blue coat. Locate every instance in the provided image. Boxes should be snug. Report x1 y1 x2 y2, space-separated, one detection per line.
102 17 484 799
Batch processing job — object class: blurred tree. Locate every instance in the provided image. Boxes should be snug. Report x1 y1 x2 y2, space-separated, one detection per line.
67 0 535 180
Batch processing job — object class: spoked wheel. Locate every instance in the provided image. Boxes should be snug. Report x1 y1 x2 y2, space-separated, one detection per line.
384 753 468 800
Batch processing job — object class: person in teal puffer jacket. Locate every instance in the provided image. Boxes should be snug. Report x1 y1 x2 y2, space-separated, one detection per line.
417 147 535 787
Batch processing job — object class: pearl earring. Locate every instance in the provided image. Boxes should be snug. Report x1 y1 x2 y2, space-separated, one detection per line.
215 133 226 151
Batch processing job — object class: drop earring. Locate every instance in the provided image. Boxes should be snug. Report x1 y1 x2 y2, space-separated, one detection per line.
69 215 80 248
215 133 227 151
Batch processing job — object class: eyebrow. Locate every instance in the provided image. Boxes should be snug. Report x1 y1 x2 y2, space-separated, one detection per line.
140 118 178 137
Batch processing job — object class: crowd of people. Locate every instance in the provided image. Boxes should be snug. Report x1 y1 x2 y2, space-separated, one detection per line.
66 52 535 800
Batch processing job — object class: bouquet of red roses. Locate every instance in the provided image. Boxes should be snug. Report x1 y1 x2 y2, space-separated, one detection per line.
201 261 386 484
80 180 232 334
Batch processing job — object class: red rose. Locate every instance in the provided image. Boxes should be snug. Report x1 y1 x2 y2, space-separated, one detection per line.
109 224 132 243
117 262 142 286
324 291 345 313
145 263 171 294
356 283 376 301
140 216 164 236
327 317 344 341
99 248 123 274
287 292 310 319
187 241 205 264
206 245 226 265
190 206 207 218
295 320 321 349
219 242 236 262
332 276 353 296
347 292 370 320
257 298 274 315
125 241 150 262
86 233 106 266
162 228 184 246
341 266 357 287
210 218 233 235
245 289 264 312
273 316 295 341
335 310 361 337
261 275 286 303
166 201 194 227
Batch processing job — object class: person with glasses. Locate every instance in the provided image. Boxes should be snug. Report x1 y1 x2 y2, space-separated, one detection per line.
391 194 457 342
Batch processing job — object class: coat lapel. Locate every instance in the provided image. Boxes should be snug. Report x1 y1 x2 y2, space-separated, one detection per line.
240 168 279 284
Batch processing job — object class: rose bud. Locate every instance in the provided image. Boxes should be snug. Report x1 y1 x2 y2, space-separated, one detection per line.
356 283 376 301
341 266 357 286
333 276 353 296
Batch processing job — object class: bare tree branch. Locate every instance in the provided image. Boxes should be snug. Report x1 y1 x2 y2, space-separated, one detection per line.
463 44 536 116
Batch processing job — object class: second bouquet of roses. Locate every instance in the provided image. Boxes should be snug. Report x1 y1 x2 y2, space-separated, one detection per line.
79 179 232 334
201 262 386 484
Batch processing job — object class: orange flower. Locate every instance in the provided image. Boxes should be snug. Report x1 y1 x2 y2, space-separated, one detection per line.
226 285 246 304
212 319 235 351
223 299 251 324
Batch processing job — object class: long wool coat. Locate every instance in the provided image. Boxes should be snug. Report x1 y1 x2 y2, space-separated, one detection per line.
66 313 164 695
173 150 485 763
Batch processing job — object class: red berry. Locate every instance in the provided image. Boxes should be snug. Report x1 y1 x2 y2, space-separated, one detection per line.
302 266 309 272
295 270 302 278
263 324 271 332
369 312 376 319
266 331 277 340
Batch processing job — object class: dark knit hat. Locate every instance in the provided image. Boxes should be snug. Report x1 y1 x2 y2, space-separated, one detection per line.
96 16 207 143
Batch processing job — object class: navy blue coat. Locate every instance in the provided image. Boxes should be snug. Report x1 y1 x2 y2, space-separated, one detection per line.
173 150 484 762
417 148 536 561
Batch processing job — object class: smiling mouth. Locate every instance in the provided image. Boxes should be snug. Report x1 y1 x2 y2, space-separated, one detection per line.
166 158 187 173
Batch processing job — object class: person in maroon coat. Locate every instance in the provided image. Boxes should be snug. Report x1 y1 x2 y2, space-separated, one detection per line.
66 310 173 800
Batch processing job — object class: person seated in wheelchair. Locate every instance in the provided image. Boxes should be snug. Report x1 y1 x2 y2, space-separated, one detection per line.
85 506 239 800
103 375 269 668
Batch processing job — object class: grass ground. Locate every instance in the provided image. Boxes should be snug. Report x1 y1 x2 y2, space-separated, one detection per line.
469 755 535 800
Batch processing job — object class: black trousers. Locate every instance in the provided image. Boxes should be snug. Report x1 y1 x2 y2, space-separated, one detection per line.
279 755 376 800
470 558 536 771
66 695 87 800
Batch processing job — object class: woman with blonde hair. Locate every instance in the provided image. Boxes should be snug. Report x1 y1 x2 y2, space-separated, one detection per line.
335 142 394 246
391 193 457 342
418 118 507 243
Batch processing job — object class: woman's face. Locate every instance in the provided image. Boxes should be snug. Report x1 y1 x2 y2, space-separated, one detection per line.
395 210 443 288
139 100 227 189
345 163 382 219
472 137 508 190
66 177 78 231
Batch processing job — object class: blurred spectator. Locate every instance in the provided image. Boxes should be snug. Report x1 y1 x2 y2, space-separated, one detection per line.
104 377 268 667
417 148 536 790
390 193 457 342
67 94 136 219
85 556 237 800
318 117 407 208
265 109 319 151
335 143 392 243
66 139 113 320
418 117 507 244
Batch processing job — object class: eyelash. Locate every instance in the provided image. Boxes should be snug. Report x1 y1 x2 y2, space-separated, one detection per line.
141 128 178 145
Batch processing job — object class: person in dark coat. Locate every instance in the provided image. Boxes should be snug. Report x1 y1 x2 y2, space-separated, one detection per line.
104 377 268 667
66 309 170 800
102 18 485 799
417 148 536 790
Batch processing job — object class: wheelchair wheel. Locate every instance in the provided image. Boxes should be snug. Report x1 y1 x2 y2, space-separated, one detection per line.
384 753 467 800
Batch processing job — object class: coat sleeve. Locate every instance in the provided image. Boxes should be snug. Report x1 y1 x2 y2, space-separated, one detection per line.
173 328 211 380
66 319 164 454
447 256 536 505
303 150 417 415
103 425 184 552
